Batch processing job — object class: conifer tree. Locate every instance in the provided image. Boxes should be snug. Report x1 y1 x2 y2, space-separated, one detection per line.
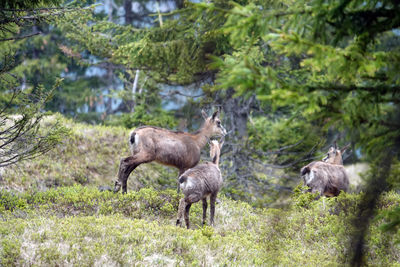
201 0 400 264
0 0 77 166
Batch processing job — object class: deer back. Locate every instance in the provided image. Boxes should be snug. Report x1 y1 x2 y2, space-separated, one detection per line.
302 161 349 195
179 162 222 195
132 127 202 170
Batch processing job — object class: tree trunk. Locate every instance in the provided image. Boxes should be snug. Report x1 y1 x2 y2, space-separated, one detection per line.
216 89 258 198
124 0 134 25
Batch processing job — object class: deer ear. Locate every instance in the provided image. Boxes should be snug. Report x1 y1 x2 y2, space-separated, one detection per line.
201 110 208 120
334 141 338 150
211 110 219 120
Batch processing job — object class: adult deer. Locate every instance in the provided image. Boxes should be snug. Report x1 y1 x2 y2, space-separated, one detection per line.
114 110 227 193
300 143 350 198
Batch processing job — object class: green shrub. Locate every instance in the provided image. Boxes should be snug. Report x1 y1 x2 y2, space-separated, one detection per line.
1 238 22 266
0 186 399 266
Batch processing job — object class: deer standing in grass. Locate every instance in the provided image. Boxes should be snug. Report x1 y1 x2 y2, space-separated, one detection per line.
176 137 224 229
114 110 227 193
300 143 350 198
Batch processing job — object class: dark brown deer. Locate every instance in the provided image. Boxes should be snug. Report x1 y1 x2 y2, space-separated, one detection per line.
176 137 224 229
114 110 227 193
300 143 350 198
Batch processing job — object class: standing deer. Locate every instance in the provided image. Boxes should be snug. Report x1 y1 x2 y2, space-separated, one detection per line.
300 143 350 198
176 137 224 229
114 110 227 193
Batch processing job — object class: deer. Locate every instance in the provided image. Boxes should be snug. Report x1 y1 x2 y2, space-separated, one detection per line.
113 109 227 194
300 143 350 198
176 137 224 229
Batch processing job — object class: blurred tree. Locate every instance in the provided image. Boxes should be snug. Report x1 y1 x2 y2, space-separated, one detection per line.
0 0 73 167
201 0 400 264
54 0 329 203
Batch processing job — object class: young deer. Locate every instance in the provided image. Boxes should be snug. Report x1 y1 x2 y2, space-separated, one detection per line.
114 110 227 193
300 143 350 198
176 137 224 229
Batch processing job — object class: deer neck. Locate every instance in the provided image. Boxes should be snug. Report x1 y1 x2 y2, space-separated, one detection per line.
212 152 220 166
333 157 343 165
333 152 343 165
193 124 211 149
327 156 343 165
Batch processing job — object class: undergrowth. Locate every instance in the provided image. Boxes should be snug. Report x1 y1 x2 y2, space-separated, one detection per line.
0 185 399 266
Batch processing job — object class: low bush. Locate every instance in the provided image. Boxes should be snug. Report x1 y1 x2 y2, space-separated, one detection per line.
0 186 399 266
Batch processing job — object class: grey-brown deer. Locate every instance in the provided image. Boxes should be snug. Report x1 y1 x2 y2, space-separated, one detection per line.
176 137 224 229
114 110 227 193
300 143 350 198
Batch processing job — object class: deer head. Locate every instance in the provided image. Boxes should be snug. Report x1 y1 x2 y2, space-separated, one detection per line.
322 142 350 165
201 109 227 138
209 136 224 165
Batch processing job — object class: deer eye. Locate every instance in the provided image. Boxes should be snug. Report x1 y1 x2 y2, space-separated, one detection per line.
217 121 221 126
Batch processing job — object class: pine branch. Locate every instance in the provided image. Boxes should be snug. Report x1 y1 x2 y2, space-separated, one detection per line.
0 31 41 41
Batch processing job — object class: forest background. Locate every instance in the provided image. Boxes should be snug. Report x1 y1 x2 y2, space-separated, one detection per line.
1 0 400 265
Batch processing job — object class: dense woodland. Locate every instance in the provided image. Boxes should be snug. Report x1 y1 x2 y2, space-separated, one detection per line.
0 0 399 265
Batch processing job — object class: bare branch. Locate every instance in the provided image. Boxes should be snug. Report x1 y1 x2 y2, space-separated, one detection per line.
160 90 205 98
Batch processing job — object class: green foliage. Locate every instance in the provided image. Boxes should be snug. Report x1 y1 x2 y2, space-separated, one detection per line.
1 238 22 266
105 105 178 129
205 0 400 157
292 185 319 209
0 186 399 266
0 185 180 218
248 116 325 169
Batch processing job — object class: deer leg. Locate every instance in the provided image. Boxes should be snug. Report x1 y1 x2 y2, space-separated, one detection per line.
176 198 186 227
202 198 208 226
114 152 156 193
210 193 217 226
184 202 192 229
114 156 138 193
182 194 201 229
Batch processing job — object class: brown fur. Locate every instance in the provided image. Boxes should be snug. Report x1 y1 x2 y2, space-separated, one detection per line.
301 144 350 198
176 138 224 229
114 110 226 193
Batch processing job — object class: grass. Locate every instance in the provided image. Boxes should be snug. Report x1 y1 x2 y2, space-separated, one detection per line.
1 114 178 192
0 115 399 266
0 185 399 266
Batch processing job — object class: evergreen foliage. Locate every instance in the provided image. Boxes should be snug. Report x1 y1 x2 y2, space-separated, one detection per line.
0 0 77 167
1 0 400 264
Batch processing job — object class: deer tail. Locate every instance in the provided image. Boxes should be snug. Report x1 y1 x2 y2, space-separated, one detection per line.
301 166 310 176
130 132 136 144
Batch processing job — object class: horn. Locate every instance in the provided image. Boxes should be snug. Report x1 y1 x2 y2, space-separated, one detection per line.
211 109 219 120
340 143 351 153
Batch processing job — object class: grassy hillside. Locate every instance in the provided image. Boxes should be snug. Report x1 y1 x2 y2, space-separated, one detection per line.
0 115 178 192
0 186 399 266
0 116 399 266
